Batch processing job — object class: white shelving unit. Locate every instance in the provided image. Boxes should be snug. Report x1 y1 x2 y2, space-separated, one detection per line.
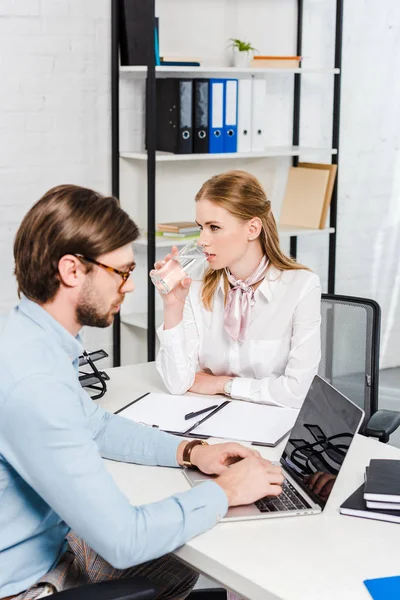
113 0 342 366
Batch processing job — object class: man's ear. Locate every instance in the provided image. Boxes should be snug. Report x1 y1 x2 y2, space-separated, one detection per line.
247 217 262 240
58 255 86 289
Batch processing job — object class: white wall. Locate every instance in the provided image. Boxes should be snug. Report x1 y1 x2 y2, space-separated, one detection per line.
0 0 399 368
0 0 113 361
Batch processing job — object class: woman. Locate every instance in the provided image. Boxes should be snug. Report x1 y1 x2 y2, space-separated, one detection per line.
155 170 321 408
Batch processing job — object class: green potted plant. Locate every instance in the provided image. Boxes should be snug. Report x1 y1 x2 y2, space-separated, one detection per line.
229 38 257 68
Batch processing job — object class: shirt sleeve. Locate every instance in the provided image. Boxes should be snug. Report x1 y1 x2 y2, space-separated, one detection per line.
156 295 200 395
77 389 182 467
231 274 321 408
1 375 228 569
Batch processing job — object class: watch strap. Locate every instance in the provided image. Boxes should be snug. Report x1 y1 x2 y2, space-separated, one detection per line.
182 439 208 468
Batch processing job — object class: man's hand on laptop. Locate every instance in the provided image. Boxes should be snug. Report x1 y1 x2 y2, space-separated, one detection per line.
188 441 262 475
215 457 284 507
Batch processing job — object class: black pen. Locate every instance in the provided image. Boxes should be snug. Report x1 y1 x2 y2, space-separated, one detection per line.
184 405 218 421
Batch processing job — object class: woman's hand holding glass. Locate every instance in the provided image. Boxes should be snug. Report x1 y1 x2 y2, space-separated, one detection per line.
151 246 192 310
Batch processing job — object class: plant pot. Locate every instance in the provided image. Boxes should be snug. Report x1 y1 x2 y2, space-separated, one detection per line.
232 48 251 69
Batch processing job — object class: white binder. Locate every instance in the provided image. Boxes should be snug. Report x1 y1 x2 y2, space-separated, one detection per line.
237 79 252 153
251 78 266 152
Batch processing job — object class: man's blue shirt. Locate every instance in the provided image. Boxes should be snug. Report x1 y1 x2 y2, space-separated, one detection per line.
0 297 227 597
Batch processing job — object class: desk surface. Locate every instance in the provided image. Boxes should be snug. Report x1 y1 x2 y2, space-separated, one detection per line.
98 362 400 600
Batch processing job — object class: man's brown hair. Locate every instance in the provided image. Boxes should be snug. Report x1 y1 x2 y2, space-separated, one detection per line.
14 184 139 303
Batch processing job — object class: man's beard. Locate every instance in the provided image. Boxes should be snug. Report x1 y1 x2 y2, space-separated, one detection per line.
76 280 121 328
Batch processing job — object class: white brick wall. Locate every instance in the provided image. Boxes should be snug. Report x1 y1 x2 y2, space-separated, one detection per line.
0 0 113 363
0 0 399 368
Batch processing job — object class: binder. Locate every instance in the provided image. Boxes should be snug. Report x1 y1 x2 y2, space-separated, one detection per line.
119 0 154 66
193 79 209 153
156 78 193 154
237 79 252 153
223 79 238 153
251 78 266 151
208 79 225 153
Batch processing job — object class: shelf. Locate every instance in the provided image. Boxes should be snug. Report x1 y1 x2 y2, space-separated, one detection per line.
121 310 163 330
135 236 199 248
120 65 340 76
120 147 337 162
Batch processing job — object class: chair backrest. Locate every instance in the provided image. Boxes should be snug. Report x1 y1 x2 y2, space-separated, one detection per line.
318 294 381 429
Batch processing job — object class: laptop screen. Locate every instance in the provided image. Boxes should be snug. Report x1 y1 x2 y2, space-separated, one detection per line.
280 375 364 508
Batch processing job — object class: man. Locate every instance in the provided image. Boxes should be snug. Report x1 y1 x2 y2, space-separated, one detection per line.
0 185 283 600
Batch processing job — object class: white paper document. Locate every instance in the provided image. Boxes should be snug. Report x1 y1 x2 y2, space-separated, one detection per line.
118 393 226 434
194 401 299 445
118 393 299 445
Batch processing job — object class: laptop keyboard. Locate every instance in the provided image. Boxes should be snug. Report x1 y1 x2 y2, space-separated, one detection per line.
255 479 311 513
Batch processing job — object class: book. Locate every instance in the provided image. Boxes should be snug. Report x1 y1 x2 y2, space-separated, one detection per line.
366 500 400 510
364 576 400 600
160 55 202 62
251 55 301 68
279 166 331 229
160 61 201 67
364 459 400 502
298 162 337 228
340 483 400 524
157 221 199 234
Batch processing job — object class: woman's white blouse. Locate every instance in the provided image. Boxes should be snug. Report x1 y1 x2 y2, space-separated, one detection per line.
156 266 321 409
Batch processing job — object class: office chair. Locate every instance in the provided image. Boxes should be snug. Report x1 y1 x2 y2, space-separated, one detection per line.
319 294 400 443
52 577 157 600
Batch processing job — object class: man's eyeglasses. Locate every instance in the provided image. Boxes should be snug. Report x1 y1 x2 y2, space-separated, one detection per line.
74 254 135 287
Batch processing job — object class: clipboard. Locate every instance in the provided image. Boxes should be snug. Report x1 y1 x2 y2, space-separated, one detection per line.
115 392 299 447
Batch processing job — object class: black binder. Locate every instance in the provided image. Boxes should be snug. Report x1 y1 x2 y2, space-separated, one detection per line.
193 79 209 153
156 78 193 154
119 0 154 66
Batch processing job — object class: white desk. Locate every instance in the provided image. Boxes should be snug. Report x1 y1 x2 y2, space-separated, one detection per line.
97 362 400 600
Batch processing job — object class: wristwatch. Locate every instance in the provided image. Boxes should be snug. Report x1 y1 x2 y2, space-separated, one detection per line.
182 439 208 468
223 378 234 397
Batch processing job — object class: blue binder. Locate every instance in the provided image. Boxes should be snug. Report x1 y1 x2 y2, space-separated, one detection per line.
364 576 400 599
223 79 238 153
208 79 225 153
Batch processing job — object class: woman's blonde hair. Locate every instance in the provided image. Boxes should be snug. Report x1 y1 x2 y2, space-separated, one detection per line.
195 170 310 310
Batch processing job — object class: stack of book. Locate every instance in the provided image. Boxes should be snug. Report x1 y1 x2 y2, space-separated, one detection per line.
340 459 400 524
156 221 200 239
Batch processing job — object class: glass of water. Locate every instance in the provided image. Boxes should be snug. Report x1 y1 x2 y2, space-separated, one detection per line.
150 239 206 295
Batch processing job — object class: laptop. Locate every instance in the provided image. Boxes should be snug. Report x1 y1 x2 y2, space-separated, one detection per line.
184 375 364 521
